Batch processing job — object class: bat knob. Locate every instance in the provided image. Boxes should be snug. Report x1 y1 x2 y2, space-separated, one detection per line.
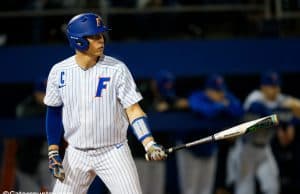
167 148 173 154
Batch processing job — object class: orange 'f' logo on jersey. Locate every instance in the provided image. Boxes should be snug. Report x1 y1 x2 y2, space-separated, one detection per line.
96 17 101 27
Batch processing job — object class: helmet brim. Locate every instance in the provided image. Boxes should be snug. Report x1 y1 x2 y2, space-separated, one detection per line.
87 26 111 36
68 26 111 38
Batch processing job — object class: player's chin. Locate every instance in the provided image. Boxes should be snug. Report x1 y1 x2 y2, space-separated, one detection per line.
98 48 104 55
94 50 104 57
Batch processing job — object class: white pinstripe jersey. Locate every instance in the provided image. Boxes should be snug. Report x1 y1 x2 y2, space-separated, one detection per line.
44 55 142 149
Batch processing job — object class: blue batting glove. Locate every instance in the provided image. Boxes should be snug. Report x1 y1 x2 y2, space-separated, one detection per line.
48 150 65 182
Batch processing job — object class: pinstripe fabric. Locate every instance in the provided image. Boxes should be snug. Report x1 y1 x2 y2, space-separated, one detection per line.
44 55 142 149
53 144 142 194
53 146 96 193
93 143 142 194
45 55 143 193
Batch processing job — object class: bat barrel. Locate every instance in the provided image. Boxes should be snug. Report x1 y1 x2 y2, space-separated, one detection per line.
245 114 279 133
146 114 278 161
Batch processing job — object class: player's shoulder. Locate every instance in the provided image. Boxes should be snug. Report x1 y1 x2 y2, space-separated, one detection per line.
102 55 128 71
246 90 263 101
50 55 77 72
244 90 264 108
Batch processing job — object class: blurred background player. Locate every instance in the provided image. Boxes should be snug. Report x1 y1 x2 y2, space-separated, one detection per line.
271 119 300 194
129 70 188 194
177 74 243 194
228 71 300 194
15 77 54 191
150 70 188 112
188 74 243 119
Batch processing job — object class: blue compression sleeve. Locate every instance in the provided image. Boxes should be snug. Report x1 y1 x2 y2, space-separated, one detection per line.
46 106 63 146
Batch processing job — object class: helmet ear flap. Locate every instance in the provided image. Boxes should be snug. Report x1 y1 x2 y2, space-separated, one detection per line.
68 35 89 51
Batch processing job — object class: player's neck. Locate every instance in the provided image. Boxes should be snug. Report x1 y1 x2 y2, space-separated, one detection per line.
75 52 101 70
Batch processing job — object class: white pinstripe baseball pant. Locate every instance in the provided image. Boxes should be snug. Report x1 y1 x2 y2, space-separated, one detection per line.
53 142 142 194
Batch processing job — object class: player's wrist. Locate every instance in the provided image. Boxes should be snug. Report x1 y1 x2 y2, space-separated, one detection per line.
144 140 156 152
48 149 59 158
48 144 59 151
48 148 65 182
130 116 153 142
142 136 154 146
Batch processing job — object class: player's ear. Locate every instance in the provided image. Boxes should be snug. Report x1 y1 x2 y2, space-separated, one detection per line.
76 40 83 46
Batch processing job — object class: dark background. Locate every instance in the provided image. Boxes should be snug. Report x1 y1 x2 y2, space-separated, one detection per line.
1 0 300 194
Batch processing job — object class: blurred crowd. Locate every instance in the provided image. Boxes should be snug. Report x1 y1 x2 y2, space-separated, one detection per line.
1 70 300 194
0 0 265 11
135 70 300 194
1 0 300 45
2 0 300 10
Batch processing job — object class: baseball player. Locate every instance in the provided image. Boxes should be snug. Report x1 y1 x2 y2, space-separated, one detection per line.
271 119 300 193
178 74 243 194
44 13 167 194
151 70 188 112
227 71 300 194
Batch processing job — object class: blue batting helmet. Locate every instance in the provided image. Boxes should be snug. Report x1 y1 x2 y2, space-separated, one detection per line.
205 74 227 91
260 71 281 86
66 13 110 51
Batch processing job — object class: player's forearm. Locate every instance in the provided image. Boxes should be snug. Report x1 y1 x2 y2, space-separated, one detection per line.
282 98 300 118
291 98 300 117
126 103 156 147
291 107 300 118
46 106 64 146
126 103 146 123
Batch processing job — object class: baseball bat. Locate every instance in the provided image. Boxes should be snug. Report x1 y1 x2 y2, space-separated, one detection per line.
145 114 278 160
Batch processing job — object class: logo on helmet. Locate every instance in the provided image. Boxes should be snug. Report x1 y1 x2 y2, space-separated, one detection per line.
96 17 101 27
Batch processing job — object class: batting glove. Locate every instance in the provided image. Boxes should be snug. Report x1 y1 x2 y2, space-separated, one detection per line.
145 141 167 161
48 150 65 182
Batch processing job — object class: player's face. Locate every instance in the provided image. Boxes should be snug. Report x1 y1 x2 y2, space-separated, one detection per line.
206 89 225 102
261 85 280 101
86 33 105 57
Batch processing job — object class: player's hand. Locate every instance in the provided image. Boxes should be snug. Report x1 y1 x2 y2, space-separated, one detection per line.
155 101 169 112
48 149 65 182
174 98 189 109
145 141 167 161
